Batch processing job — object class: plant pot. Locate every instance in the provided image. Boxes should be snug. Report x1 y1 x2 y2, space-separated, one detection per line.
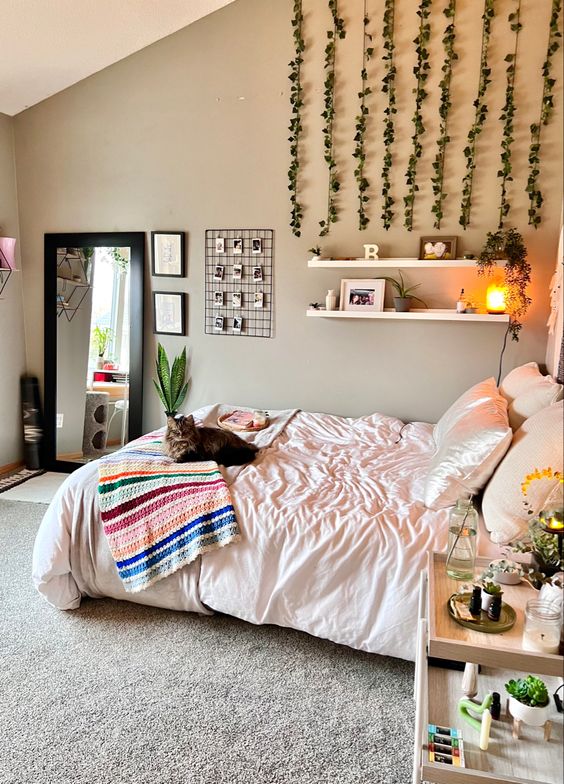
508 696 550 727
481 593 495 612
394 297 412 312
96 357 105 369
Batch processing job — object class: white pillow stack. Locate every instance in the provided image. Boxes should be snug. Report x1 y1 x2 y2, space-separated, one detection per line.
482 400 563 544
424 377 513 510
500 362 563 430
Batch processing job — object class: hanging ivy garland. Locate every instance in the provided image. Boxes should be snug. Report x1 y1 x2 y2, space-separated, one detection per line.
497 1 523 229
431 0 457 229
353 7 374 231
459 0 495 230
403 0 432 232
526 0 562 228
319 0 346 237
381 0 397 231
288 0 305 237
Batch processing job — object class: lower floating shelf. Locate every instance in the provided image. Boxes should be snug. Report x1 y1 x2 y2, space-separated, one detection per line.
306 308 510 323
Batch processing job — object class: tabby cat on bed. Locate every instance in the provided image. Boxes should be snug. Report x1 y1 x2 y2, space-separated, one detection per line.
164 414 259 466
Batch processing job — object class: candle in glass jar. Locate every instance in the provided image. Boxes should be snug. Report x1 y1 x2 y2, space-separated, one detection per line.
522 600 561 654
522 628 560 654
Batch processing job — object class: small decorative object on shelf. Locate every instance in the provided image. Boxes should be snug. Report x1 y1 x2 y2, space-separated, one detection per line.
325 289 337 311
487 593 502 621
506 675 552 739
486 281 507 313
469 585 482 617
522 600 560 654
481 581 502 612
427 725 465 768
481 558 523 585
456 288 466 313
308 245 322 259
363 243 379 259
419 235 457 260
490 691 501 721
445 497 478 580
457 693 493 750
381 271 427 313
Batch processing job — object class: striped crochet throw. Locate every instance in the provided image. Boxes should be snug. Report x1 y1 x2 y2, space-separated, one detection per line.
98 432 239 593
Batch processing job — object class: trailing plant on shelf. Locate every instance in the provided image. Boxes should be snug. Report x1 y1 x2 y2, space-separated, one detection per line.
498 2 523 229
288 0 305 237
353 6 374 231
459 0 495 230
153 343 190 417
404 0 432 232
319 0 346 237
380 271 428 312
431 0 458 229
477 227 531 340
381 0 397 231
526 0 562 228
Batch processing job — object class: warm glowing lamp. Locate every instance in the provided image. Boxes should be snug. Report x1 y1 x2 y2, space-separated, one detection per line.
486 282 507 314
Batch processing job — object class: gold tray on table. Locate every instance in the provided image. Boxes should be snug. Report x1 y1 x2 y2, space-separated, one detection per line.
448 592 516 634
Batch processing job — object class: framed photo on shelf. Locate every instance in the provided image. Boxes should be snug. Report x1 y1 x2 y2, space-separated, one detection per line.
151 232 185 277
339 279 385 313
419 236 457 261
153 291 186 335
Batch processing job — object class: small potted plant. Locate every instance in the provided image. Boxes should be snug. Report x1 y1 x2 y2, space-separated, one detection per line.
480 558 523 585
506 675 550 727
480 581 503 612
380 271 428 312
92 325 113 369
153 343 189 417
308 245 323 261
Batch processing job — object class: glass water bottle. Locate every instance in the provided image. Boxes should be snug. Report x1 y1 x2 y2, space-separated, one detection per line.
446 497 478 580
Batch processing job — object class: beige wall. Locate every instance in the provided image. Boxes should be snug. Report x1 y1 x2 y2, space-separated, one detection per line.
13 0 563 430
0 113 26 467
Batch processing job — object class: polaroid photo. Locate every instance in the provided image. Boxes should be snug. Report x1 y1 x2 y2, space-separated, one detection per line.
251 238 262 254
215 237 225 254
233 238 243 255
233 317 243 333
253 265 263 282
214 265 224 281
214 316 224 332
233 263 243 281
214 290 224 307
232 292 242 308
254 291 264 309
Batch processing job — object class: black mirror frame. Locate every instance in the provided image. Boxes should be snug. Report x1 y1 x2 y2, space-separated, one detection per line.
44 232 145 472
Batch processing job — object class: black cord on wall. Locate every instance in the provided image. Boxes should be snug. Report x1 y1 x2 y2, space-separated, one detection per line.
496 323 511 386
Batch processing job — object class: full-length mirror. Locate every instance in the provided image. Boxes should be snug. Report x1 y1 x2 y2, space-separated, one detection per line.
44 232 144 472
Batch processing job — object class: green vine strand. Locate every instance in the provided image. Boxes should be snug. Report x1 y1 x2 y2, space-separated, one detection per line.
404 0 432 231
319 0 346 237
498 1 523 229
288 0 305 237
431 0 457 229
353 7 374 231
459 0 495 230
381 0 396 230
526 0 562 228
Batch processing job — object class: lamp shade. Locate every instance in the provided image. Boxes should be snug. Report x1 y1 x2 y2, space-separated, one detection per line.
0 237 16 270
486 282 506 314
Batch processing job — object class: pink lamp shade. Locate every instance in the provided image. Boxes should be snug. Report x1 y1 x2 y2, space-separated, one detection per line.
0 237 16 270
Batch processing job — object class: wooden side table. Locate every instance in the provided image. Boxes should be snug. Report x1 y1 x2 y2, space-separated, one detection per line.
412 552 564 784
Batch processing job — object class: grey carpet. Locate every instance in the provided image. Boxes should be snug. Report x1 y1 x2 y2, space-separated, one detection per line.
0 499 415 784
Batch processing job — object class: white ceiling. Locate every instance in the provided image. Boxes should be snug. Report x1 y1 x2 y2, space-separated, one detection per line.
0 0 236 116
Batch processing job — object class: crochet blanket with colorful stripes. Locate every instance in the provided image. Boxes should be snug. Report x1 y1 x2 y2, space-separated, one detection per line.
98 431 239 593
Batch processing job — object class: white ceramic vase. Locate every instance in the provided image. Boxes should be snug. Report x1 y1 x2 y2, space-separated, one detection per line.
508 696 550 727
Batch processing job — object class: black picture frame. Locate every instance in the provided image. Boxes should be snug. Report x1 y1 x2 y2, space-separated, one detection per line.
153 291 186 335
151 231 185 277
44 231 145 473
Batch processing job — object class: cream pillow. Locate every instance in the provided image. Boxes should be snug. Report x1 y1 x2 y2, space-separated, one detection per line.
425 382 512 510
482 401 564 544
500 362 563 429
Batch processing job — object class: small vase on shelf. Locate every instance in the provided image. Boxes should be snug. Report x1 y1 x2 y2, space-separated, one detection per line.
325 290 337 311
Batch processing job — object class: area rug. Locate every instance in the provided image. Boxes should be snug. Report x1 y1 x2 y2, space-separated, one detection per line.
0 499 415 784
0 467 45 494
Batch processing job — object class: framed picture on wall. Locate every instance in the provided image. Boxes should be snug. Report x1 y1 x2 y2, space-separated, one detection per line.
151 231 185 277
153 291 186 335
340 279 385 312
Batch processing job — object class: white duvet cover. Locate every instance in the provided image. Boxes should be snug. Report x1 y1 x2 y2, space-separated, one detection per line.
32 409 486 661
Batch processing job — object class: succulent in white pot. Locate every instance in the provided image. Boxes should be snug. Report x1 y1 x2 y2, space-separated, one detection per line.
481 581 503 612
506 676 551 727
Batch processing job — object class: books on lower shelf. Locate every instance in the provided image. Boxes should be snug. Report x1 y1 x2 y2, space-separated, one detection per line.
428 724 465 768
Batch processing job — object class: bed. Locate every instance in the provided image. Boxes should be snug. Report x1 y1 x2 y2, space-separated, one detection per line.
33 368 562 662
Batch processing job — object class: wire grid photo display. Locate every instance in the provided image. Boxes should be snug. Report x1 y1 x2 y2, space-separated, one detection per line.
205 229 273 338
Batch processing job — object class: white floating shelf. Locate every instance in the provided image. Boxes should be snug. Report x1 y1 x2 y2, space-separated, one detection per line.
308 257 484 269
306 308 510 323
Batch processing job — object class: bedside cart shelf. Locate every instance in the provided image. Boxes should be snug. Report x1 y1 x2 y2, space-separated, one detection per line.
306 309 509 323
